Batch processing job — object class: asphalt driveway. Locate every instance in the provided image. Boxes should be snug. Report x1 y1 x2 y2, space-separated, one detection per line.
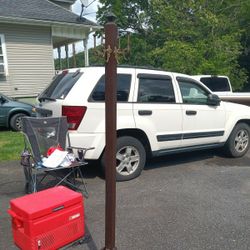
0 149 250 250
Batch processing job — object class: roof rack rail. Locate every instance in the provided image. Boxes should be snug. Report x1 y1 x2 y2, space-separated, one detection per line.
87 64 165 71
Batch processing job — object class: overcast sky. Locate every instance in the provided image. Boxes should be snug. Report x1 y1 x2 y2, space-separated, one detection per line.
72 0 100 23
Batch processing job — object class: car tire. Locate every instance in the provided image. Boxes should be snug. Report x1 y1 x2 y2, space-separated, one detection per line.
10 113 26 131
101 136 146 181
224 123 250 157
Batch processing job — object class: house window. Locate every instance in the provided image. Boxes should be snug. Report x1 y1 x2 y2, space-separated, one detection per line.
0 34 8 76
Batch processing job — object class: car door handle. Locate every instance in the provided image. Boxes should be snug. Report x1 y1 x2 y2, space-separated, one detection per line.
186 110 197 115
138 110 152 116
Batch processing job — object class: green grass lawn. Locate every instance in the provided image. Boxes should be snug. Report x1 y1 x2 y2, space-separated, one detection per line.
0 131 24 161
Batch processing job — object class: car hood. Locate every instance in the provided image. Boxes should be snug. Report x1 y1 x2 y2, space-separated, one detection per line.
8 99 34 109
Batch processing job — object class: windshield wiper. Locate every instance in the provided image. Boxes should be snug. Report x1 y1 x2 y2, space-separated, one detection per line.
38 96 56 102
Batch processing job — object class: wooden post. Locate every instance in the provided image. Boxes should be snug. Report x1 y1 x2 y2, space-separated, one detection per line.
103 12 118 250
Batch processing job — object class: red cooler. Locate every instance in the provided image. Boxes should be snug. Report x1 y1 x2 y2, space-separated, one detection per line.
8 186 84 250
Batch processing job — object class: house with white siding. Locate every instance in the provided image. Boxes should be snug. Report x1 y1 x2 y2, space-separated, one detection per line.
0 0 100 98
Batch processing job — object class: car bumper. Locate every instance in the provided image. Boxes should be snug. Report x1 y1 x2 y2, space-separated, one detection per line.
35 107 52 117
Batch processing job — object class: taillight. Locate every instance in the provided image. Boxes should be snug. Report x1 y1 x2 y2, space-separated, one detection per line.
62 69 68 75
62 106 87 130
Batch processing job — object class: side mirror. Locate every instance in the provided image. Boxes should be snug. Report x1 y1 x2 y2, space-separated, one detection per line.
207 94 221 106
0 96 6 104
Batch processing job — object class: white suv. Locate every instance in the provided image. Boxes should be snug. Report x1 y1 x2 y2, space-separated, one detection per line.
37 66 250 181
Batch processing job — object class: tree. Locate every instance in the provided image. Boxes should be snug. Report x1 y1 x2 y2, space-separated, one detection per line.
96 0 249 90
238 0 250 90
97 0 150 33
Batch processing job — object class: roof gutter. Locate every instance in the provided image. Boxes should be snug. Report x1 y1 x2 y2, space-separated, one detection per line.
0 16 102 31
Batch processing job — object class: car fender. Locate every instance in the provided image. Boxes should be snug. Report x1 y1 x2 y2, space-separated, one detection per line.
222 102 250 142
7 108 31 124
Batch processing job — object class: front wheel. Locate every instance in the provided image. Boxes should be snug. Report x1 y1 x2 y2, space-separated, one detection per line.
101 136 146 181
224 123 250 157
10 113 26 131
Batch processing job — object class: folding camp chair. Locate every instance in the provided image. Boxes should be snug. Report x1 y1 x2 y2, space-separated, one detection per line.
20 116 93 198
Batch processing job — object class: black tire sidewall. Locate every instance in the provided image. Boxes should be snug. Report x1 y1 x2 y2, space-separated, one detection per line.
226 123 250 157
101 136 146 181
10 113 26 131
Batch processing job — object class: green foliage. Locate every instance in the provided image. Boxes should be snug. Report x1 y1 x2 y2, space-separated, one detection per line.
146 0 248 89
55 51 85 70
118 34 153 66
54 48 104 70
54 0 250 90
95 0 249 90
97 0 149 33
238 0 250 90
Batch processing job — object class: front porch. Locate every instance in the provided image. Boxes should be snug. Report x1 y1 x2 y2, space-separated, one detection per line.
52 23 100 70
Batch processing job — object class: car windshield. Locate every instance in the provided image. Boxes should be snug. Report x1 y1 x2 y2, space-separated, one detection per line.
38 70 83 101
0 93 12 101
199 77 231 92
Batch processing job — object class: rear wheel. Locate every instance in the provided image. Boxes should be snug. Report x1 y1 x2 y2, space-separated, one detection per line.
224 123 250 157
10 113 26 131
101 136 146 181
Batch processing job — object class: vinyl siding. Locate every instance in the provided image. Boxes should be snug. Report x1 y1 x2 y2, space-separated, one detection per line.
0 23 55 97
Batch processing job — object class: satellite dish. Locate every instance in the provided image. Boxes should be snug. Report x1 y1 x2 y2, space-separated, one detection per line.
80 0 89 6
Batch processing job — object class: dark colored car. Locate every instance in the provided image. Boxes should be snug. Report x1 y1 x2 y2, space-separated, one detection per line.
0 93 36 131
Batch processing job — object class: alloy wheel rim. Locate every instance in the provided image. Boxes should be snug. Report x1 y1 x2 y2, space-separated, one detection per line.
16 117 23 130
234 129 249 153
116 146 140 176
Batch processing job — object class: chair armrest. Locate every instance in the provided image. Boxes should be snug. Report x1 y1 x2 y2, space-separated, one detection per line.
68 146 95 151
67 147 95 161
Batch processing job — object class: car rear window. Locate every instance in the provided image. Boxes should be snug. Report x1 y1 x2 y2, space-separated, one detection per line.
39 70 82 100
200 77 230 92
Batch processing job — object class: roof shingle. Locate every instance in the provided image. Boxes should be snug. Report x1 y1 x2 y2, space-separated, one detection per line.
0 0 98 26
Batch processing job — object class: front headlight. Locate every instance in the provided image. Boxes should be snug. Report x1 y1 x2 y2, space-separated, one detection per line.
32 107 36 113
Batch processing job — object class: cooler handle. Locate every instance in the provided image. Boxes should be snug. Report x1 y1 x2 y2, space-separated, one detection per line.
52 205 65 212
8 210 23 221
8 210 24 228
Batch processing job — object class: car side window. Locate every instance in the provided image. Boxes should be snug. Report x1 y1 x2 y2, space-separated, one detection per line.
91 74 131 102
200 77 230 92
137 75 175 103
178 78 209 105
